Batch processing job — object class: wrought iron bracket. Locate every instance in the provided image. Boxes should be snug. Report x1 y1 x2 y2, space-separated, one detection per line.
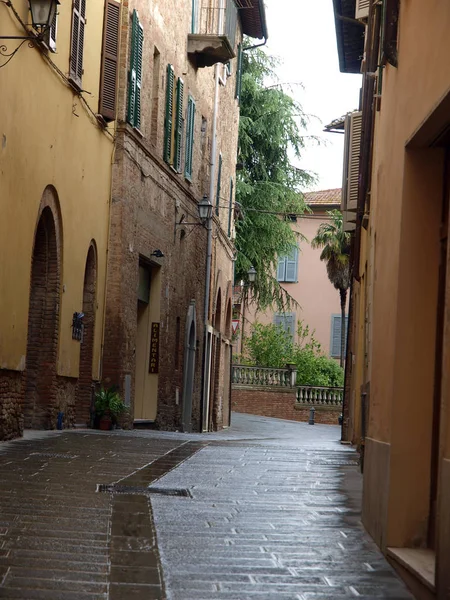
0 38 35 68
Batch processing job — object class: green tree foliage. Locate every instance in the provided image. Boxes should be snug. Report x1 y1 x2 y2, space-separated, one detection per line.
241 321 344 388
235 48 315 310
311 210 351 367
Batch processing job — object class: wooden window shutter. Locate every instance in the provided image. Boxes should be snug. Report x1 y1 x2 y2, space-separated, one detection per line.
164 64 175 164
127 10 139 126
174 78 184 172
215 153 222 215
331 315 349 357
49 9 57 51
285 247 298 283
227 178 233 237
235 43 243 103
135 20 144 129
276 256 286 282
184 95 195 179
346 111 362 213
99 0 120 122
70 0 86 87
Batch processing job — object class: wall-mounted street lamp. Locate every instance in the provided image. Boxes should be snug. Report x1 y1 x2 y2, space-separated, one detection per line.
247 266 257 284
0 0 59 68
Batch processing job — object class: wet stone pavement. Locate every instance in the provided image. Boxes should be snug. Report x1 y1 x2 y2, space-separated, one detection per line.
0 414 414 600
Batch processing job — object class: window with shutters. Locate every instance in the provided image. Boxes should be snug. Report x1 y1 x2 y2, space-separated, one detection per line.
173 78 184 172
274 313 296 339
46 8 57 52
235 43 243 103
69 0 86 88
330 315 349 358
227 178 233 237
216 153 222 216
341 111 361 232
127 10 144 129
191 0 198 33
276 247 298 283
99 0 120 122
164 64 175 164
184 95 195 180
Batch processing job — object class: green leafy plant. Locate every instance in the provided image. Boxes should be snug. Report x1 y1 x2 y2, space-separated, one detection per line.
241 321 344 388
94 386 126 421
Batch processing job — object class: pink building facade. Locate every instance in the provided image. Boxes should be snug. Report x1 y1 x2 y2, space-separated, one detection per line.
235 189 348 359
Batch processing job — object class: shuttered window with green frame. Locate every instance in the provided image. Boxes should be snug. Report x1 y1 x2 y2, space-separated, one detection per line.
235 43 243 104
227 178 234 237
184 95 195 180
164 64 175 164
127 10 143 129
215 153 222 216
174 78 184 172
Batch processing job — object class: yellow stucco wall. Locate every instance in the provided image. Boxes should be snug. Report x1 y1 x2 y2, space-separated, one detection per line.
0 0 115 379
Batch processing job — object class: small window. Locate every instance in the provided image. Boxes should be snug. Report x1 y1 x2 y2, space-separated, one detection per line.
127 10 144 129
274 313 296 339
330 315 349 358
184 95 196 180
276 247 298 283
48 9 57 51
69 0 87 88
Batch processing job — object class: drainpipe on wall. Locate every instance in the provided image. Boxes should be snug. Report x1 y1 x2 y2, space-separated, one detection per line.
201 62 220 432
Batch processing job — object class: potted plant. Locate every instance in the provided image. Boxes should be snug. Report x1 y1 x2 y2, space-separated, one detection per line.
94 386 126 430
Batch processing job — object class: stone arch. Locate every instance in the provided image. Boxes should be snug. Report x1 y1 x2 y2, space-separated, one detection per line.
76 242 98 425
214 287 222 333
24 187 62 429
225 299 232 339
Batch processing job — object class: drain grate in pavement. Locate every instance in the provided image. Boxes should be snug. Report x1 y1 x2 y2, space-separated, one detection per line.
98 484 192 497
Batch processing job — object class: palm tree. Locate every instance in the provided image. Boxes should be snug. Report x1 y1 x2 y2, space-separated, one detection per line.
311 210 351 367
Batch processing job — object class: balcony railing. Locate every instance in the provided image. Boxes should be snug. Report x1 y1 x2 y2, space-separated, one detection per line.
188 0 238 67
296 386 344 407
232 365 295 388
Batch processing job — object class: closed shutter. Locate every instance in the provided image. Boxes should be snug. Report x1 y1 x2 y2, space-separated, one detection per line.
164 64 175 164
227 178 233 236
276 257 286 281
235 43 243 103
70 0 86 87
184 95 195 179
274 313 295 339
135 20 144 129
331 315 349 357
285 247 298 283
347 112 362 212
216 153 222 215
99 0 120 122
127 10 139 126
355 0 370 19
174 78 184 172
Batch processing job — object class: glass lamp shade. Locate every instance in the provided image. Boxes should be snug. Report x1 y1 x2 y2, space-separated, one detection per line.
198 196 213 221
29 0 58 29
248 266 257 283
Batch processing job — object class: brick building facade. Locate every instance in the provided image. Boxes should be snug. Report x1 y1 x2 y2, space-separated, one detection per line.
103 0 267 431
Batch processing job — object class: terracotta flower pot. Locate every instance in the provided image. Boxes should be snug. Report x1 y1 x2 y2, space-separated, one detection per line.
99 415 112 431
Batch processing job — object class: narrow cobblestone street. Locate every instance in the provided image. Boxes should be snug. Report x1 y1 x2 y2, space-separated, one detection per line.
0 415 414 599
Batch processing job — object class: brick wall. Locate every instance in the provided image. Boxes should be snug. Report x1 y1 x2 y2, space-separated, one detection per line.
232 386 342 426
0 370 24 441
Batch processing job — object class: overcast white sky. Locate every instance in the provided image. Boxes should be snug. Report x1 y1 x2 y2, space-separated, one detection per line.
264 0 362 191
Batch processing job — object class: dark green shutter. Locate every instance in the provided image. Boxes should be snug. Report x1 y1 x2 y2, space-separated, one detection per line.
164 64 175 164
135 21 144 129
227 178 233 236
184 95 195 179
174 78 184 172
235 43 243 103
215 153 222 216
127 10 140 126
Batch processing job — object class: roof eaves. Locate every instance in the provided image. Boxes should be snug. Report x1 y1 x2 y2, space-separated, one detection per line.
239 0 268 41
332 0 365 74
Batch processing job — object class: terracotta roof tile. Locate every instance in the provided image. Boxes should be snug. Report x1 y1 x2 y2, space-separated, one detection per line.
304 188 341 206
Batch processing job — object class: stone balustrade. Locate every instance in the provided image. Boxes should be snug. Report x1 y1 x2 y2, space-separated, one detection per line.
232 365 294 388
296 386 343 407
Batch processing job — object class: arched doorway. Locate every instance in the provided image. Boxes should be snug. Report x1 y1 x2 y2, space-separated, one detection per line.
25 205 61 429
76 244 97 425
182 301 196 432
